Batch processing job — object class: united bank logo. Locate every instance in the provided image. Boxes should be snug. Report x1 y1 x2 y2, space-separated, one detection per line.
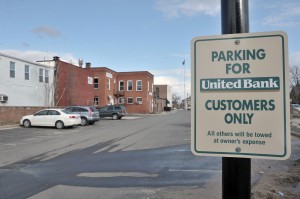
200 77 280 91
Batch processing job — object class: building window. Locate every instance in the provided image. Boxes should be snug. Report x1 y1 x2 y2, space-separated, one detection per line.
136 97 142 104
10 61 15 78
45 69 49 83
94 96 99 106
107 78 110 90
118 97 125 104
127 97 133 104
25 65 30 80
156 87 159 98
94 77 98 89
119 80 124 91
136 80 142 91
127 80 133 91
39 68 44 82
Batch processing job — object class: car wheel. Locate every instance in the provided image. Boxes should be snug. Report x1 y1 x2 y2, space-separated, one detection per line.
23 120 31 128
112 114 118 120
81 117 88 126
55 121 64 129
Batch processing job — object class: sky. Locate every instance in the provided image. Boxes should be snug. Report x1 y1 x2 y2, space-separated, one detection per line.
1 0 300 99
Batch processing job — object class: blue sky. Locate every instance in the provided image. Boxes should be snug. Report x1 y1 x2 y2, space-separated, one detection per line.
1 0 300 99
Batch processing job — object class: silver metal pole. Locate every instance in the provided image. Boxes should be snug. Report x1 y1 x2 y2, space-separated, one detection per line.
184 61 186 110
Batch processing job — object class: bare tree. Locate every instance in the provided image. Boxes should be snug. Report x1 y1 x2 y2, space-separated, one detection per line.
172 93 181 109
290 65 300 104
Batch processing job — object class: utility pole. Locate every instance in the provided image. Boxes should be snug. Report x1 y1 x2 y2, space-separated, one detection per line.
221 1 251 199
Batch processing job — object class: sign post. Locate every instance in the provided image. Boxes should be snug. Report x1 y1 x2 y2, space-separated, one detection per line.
222 1 251 198
191 1 290 199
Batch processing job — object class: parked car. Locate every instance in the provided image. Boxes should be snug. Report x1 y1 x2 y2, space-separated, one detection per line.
98 105 127 120
64 106 100 125
20 109 81 129
291 104 300 111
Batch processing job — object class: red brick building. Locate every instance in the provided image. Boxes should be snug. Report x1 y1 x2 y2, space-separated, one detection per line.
115 71 154 114
88 67 154 113
53 58 95 106
39 57 154 114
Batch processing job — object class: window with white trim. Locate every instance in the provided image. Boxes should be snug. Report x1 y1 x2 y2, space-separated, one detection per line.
25 65 30 80
118 97 125 104
136 80 142 91
45 69 49 83
107 78 110 90
94 77 98 89
119 80 124 91
94 96 99 106
136 97 142 104
127 80 133 91
10 61 15 78
127 97 133 104
39 68 44 82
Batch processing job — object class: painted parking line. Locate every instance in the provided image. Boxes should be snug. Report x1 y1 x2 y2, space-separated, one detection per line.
122 117 141 120
25 138 36 141
169 169 221 173
3 143 17 146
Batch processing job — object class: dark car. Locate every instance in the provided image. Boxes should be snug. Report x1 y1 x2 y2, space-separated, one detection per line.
64 106 100 125
98 105 127 120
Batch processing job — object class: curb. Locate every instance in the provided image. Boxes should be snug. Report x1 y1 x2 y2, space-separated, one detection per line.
0 124 20 130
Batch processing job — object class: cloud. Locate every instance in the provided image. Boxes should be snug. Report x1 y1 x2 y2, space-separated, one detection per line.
262 3 300 26
0 49 78 65
155 0 220 19
32 26 62 38
152 68 191 99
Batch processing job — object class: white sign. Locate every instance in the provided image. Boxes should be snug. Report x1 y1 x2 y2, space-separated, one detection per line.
88 76 93 85
106 72 113 78
191 31 290 160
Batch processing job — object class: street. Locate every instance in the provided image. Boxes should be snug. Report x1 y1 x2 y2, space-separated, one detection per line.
0 110 223 199
1 110 299 199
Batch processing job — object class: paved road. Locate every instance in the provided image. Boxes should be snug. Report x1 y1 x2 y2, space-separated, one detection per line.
0 110 223 199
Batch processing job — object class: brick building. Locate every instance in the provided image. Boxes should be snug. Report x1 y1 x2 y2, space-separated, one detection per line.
88 67 154 113
39 57 154 114
38 57 95 107
116 71 154 114
153 85 172 112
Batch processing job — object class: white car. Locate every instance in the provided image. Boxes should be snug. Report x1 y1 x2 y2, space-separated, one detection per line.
291 104 300 111
20 109 81 129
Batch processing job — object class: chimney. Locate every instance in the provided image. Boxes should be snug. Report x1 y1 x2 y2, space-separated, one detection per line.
78 59 83 68
53 56 60 61
86 62 91 68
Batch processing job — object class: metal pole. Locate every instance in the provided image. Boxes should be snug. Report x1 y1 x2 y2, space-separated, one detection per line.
184 62 186 110
221 1 251 199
